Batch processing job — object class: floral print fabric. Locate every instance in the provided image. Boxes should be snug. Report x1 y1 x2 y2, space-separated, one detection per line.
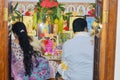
11 41 50 80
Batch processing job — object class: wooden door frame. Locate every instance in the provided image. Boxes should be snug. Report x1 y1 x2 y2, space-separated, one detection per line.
0 0 8 80
99 0 118 80
4 0 9 80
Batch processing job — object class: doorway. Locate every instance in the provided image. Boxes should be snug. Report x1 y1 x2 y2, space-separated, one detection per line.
0 0 118 80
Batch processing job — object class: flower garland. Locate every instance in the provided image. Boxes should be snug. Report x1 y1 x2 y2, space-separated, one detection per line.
40 0 58 8
35 0 65 24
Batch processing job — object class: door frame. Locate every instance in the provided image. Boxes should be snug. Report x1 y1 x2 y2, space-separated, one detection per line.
0 0 8 80
99 0 118 80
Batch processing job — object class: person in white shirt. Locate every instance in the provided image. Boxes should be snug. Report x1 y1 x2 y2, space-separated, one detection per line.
58 18 94 80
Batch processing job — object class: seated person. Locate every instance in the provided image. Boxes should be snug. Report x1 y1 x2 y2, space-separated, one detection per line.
57 18 94 80
11 22 50 80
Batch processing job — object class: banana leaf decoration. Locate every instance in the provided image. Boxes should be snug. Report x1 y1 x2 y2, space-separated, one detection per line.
58 16 63 33
35 0 66 24
32 12 37 30
11 2 22 21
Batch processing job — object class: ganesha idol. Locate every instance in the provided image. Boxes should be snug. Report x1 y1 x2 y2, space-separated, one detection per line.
43 37 58 56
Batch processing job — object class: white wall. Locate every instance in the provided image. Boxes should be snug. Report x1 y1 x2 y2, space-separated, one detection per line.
10 0 95 3
114 0 120 80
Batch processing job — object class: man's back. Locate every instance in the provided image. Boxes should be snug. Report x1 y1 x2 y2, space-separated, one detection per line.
62 32 94 80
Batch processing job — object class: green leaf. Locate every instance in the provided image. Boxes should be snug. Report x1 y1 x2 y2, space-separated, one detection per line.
14 10 21 16
13 2 18 10
59 4 65 7
11 15 15 21
15 10 21 14
63 15 67 20
50 15 54 23
60 7 65 11
39 0 42 2
65 12 72 15
58 4 65 11
57 7 61 19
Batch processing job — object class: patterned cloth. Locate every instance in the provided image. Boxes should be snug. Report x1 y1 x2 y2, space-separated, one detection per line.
11 41 50 80
49 61 59 78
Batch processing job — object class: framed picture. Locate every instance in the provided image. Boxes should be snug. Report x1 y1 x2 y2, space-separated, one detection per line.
23 16 36 36
86 15 95 32
69 16 85 31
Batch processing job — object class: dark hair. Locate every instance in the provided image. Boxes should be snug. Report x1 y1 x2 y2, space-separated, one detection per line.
12 22 37 76
72 18 87 33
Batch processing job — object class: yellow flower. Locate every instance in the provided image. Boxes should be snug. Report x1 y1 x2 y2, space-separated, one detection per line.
54 18 59 24
61 62 68 70
91 29 95 36
92 21 99 28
